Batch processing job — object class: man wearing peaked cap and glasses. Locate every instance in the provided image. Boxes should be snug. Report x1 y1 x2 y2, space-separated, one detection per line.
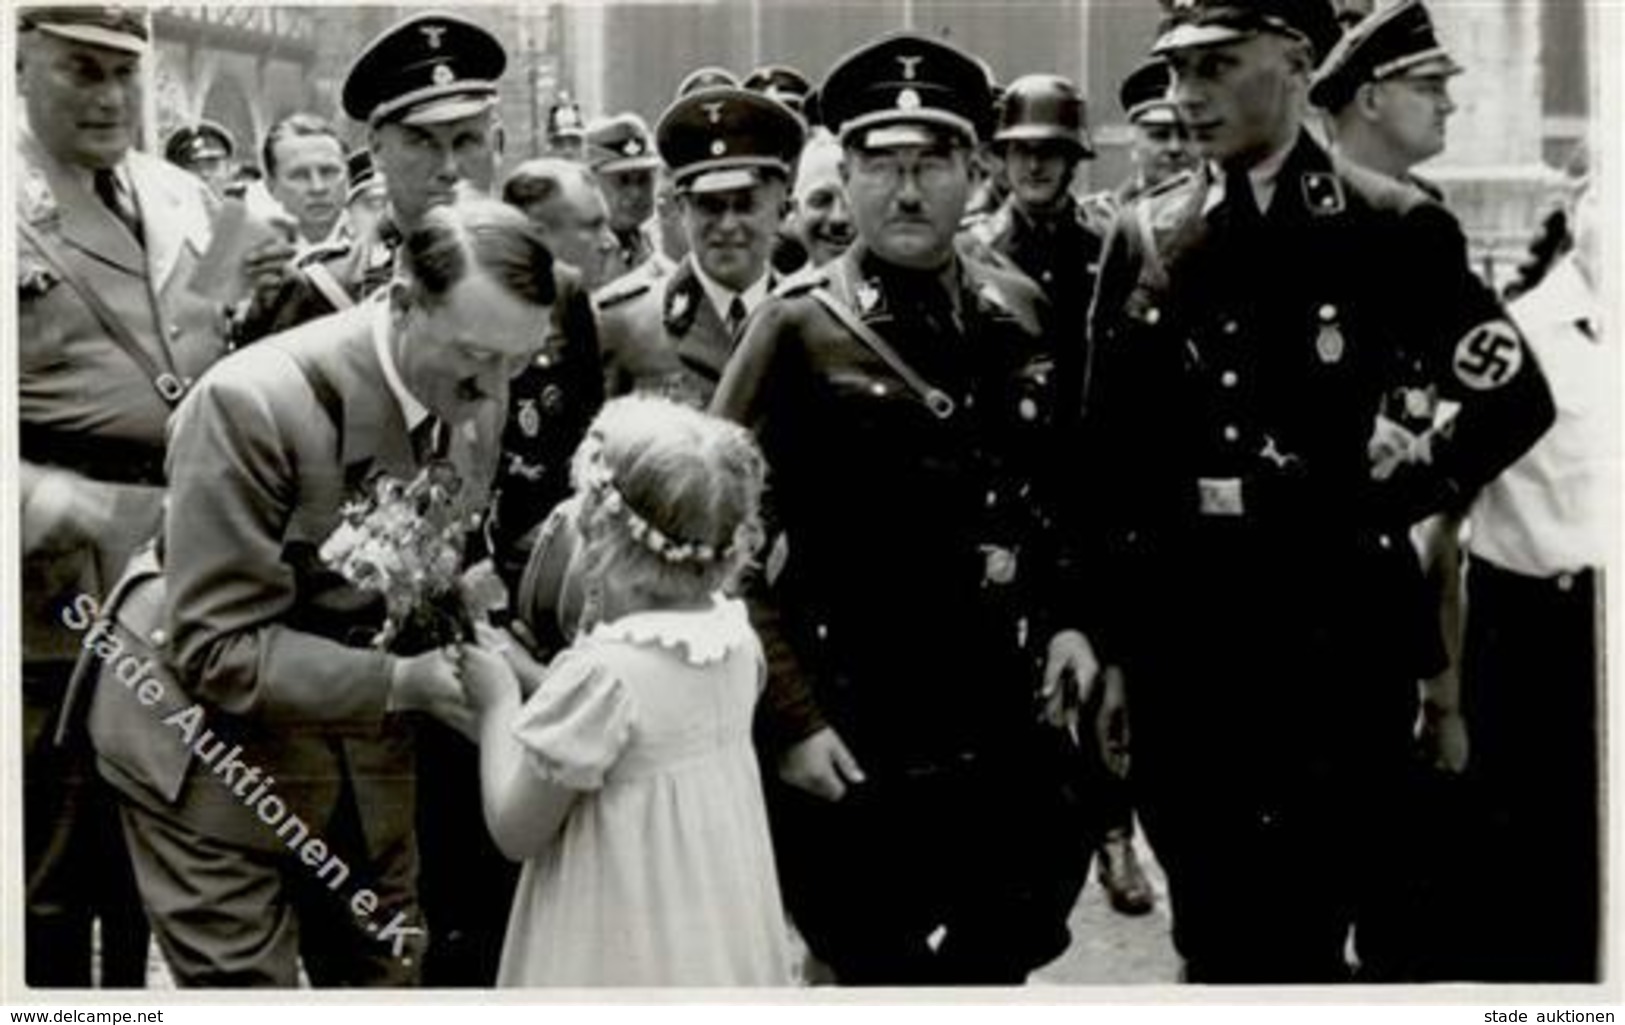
711 34 1094 985
586 113 665 283
1073 0 1555 982
596 86 803 410
15 5 289 986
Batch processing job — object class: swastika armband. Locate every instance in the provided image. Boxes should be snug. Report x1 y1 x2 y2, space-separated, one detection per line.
1452 320 1524 391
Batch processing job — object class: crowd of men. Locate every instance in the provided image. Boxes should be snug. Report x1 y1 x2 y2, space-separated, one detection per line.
17 0 1602 991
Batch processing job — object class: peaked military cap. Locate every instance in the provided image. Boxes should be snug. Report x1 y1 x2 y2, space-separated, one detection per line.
818 33 995 148
1152 0 1342 64
676 66 740 98
164 121 235 166
743 64 814 114
1310 0 1462 110
1120 59 1180 125
19 6 147 54
657 86 805 194
342 12 505 127
586 113 662 173
994 74 1094 156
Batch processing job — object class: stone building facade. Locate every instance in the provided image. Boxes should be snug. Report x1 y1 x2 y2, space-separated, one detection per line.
140 2 1596 274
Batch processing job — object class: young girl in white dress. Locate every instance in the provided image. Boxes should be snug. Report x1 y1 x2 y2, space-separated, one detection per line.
458 395 792 987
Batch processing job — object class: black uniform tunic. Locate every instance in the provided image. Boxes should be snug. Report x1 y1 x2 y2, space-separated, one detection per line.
1079 131 1556 982
712 244 1091 984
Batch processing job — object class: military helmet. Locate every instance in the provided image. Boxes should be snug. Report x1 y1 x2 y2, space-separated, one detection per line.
993 74 1093 158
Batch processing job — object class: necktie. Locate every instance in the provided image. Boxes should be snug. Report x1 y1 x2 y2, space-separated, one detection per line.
726 295 748 339
1223 165 1262 231
93 168 144 247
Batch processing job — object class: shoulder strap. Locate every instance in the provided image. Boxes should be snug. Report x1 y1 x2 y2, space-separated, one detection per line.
807 284 957 420
18 218 189 407
303 260 355 313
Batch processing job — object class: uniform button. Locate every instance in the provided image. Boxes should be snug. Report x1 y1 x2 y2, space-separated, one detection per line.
1145 307 1161 325
1221 370 1239 388
1222 425 1239 442
169 324 183 339
1557 573 1575 592
1222 320 1239 336
1018 398 1038 421
986 490 998 507
535 353 553 368
1318 303 1338 323
815 623 829 640
869 382 888 397
1378 534 1393 550
1041 270 1053 283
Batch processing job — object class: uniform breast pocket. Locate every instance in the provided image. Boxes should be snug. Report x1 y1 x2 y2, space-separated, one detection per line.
824 366 927 428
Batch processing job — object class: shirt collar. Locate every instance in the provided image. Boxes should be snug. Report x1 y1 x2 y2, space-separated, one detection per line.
1204 136 1296 216
688 255 771 322
303 215 347 252
371 294 431 431
23 119 131 194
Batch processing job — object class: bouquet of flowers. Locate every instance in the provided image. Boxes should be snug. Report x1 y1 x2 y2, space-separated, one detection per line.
318 462 506 652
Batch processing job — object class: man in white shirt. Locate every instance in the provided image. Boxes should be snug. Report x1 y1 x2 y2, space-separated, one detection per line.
1455 182 1605 982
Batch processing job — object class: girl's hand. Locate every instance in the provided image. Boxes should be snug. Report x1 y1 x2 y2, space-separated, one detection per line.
455 637 521 712
474 622 550 699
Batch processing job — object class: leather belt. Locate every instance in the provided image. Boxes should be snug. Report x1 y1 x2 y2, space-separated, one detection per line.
20 425 166 486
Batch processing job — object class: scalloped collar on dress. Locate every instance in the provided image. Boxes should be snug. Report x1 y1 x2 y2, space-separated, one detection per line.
588 596 753 667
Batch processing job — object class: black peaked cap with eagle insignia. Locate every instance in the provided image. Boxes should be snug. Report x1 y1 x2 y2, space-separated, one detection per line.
342 12 506 127
1152 0 1342 65
656 86 805 195
1310 0 1463 111
817 33 996 149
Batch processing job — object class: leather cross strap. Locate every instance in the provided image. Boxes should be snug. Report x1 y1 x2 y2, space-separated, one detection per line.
808 267 957 420
303 260 355 313
19 218 190 407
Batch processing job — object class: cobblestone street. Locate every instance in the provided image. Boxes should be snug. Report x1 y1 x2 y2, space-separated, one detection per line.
1034 830 1180 986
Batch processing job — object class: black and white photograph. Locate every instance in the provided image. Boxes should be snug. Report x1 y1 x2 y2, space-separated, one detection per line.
3 0 1619 1008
